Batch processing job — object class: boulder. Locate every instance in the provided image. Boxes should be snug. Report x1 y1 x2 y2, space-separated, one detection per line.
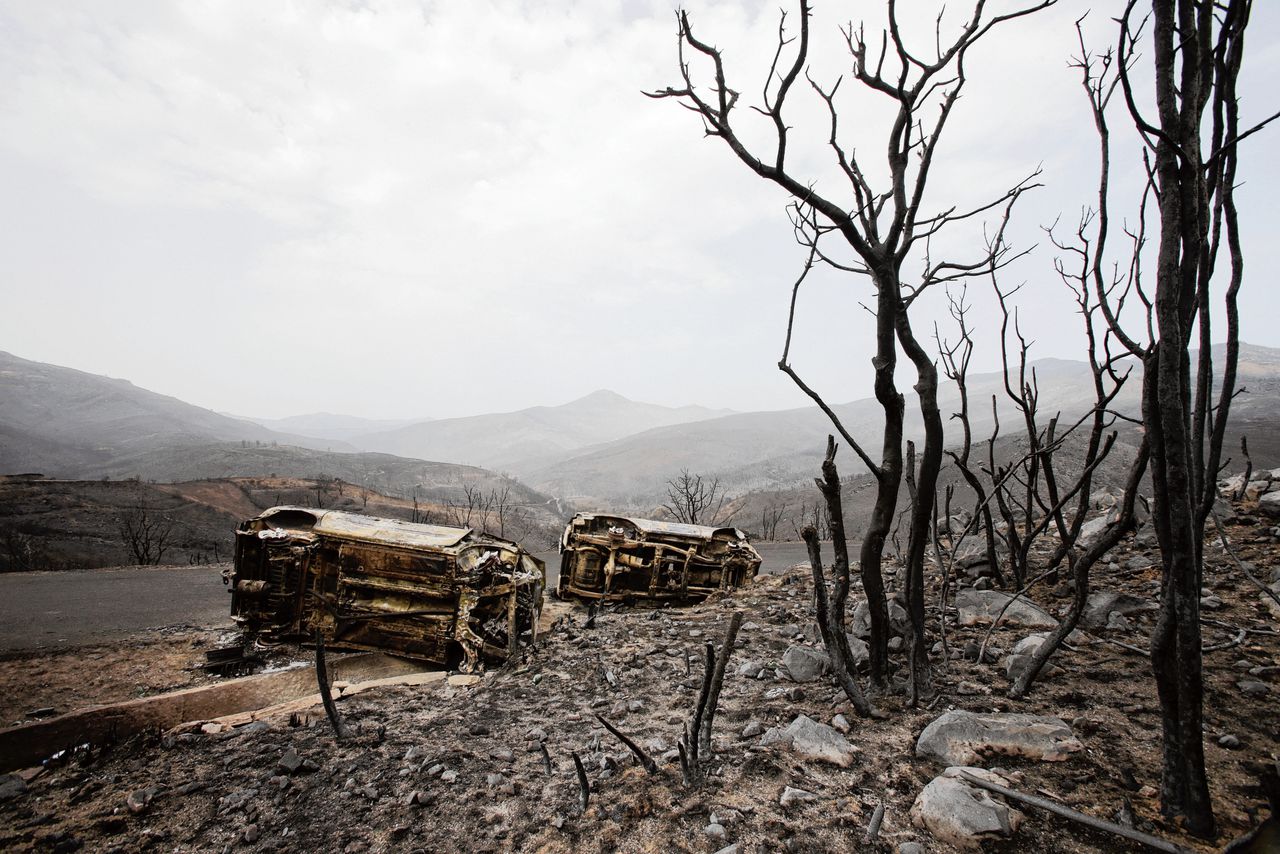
915 710 1082 766
782 646 829 683
955 590 1056 629
844 634 870 667
911 767 1025 850
851 598 910 638
761 714 858 767
1259 492 1280 519
1082 591 1156 629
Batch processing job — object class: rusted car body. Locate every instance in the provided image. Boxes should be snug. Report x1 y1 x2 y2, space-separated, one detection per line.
557 513 761 603
227 506 544 671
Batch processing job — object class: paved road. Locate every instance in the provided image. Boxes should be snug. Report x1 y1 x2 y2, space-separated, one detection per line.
0 544 816 652
0 565 232 652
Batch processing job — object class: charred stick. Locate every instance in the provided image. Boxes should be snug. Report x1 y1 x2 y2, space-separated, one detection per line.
571 751 590 811
687 641 715 764
863 802 885 843
955 771 1191 853
314 630 348 741
698 610 743 755
539 742 553 776
595 714 657 774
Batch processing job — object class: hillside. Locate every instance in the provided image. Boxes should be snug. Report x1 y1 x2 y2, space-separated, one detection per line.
237 412 427 443
517 346 1280 506
0 351 340 476
354 389 734 471
0 471 564 572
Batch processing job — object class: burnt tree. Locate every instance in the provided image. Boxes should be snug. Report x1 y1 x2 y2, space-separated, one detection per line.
650 0 1052 701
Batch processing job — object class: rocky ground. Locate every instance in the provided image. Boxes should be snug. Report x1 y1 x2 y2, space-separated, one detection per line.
1 495 1277 853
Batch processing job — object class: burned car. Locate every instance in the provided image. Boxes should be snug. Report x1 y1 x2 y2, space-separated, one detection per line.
227 506 544 671
557 513 761 603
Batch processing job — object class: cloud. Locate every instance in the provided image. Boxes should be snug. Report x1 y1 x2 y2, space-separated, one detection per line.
0 0 1276 419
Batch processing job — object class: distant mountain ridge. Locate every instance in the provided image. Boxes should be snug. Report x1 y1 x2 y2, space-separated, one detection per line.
235 412 428 442
351 388 735 471
0 350 343 476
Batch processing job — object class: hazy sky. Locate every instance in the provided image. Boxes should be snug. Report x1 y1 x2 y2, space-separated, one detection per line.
2 1 1277 420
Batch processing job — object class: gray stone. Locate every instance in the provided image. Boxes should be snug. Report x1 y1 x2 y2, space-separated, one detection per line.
704 823 727 841
851 598 910 638
713 847 741 854
0 773 27 803
831 714 851 734
736 660 766 679
741 720 764 738
782 646 829 683
1218 734 1242 749
761 714 859 767
911 767 1025 850
1258 492 1280 519
1244 479 1273 502
277 748 303 775
1238 679 1270 697
898 844 926 854
845 634 870 666
1082 591 1156 629
955 589 1057 628
780 786 818 807
916 710 1082 766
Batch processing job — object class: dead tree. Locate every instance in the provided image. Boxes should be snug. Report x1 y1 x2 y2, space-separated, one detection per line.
662 469 726 526
119 497 175 566
936 287 1003 586
650 0 1052 698
1088 0 1268 835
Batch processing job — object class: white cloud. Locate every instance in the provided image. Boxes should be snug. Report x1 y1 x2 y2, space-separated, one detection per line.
0 0 1276 419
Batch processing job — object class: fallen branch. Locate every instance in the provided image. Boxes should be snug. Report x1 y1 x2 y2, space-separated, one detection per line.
1212 510 1280 611
955 770 1192 853
595 714 657 774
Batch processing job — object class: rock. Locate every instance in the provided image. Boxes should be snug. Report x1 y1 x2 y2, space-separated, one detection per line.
1200 594 1224 610
704 823 726 841
126 787 157 814
831 714 851 734
1218 734 1242 749
1238 680 1270 698
911 767 1025 850
1220 475 1246 497
0 773 28 802
780 786 818 808
845 634 870 666
761 714 858 767
915 710 1082 766
711 808 742 826
782 646 829 683
1258 492 1280 519
1082 592 1156 629
200 722 223 735
447 674 482 687
491 748 515 763
955 590 1056 628
277 748 303 775
898 844 926 854
243 824 260 844
736 660 766 678
713 846 741 854
741 720 764 738
851 599 910 638
441 769 459 784
1244 480 1272 502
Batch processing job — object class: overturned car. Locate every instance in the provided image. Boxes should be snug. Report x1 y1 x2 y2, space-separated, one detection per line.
557 513 761 603
227 507 544 671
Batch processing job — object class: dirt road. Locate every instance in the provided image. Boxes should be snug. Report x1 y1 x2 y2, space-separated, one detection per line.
0 564 231 652
0 545 813 653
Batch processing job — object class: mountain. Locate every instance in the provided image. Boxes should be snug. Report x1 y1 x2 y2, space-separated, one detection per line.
353 389 734 471
236 412 428 443
517 346 1280 506
0 350 343 476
